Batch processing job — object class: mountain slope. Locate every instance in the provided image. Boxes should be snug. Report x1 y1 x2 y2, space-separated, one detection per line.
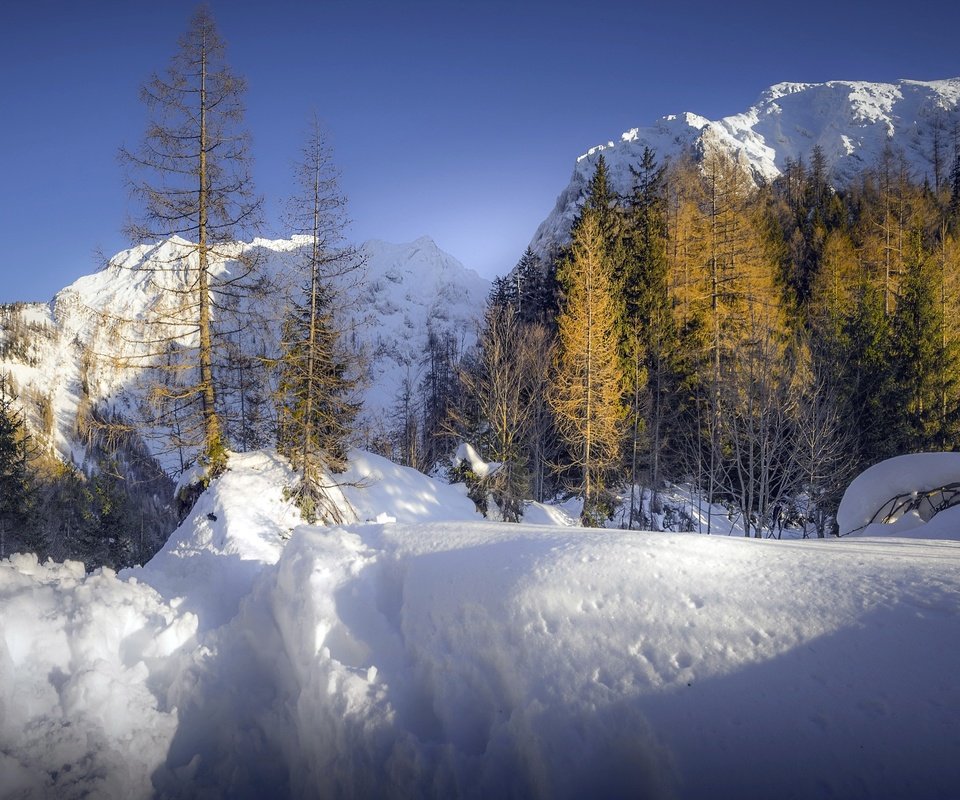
532 77 960 256
0 236 488 477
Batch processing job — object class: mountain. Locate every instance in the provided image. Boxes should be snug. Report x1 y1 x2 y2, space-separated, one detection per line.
531 77 960 256
0 236 488 478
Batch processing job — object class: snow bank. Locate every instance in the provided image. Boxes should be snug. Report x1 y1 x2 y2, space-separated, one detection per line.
3 450 960 798
0 554 195 799
336 448 481 524
837 452 960 537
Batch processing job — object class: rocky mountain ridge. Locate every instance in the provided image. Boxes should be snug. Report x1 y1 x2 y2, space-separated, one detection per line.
531 77 960 256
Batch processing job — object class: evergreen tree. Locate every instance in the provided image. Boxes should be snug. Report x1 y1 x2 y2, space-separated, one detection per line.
839 282 903 466
72 469 138 570
487 275 512 311
950 151 960 217
515 247 551 325
276 119 362 524
0 374 37 558
419 327 463 469
619 146 673 527
892 230 960 450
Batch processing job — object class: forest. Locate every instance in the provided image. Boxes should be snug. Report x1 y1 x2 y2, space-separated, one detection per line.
471 143 960 535
3 7 960 568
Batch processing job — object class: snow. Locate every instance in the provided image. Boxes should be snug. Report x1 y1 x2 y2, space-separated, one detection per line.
453 441 501 478
3 449 960 798
532 77 960 258
351 238 488 442
837 452 960 538
1 234 487 478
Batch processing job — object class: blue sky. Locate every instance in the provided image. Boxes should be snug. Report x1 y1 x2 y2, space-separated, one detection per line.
3 0 960 302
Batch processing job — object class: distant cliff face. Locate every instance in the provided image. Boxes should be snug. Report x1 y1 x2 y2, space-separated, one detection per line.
0 236 488 477
531 78 960 257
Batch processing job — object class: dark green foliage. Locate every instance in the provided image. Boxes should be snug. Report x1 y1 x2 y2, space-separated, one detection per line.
276 120 363 524
277 283 360 523
0 375 38 558
892 231 960 450
490 248 555 327
619 147 675 525
419 327 462 469
72 468 138 570
836 282 903 466
951 151 960 218
575 154 617 235
765 148 846 325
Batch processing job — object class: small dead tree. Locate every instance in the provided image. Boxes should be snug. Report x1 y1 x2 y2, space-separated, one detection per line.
717 322 803 538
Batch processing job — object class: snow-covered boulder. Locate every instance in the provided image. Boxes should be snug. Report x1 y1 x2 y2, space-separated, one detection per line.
837 452 960 539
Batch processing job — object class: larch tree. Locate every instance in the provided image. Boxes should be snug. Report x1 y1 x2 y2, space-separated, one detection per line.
550 210 625 526
276 118 363 524
120 6 262 482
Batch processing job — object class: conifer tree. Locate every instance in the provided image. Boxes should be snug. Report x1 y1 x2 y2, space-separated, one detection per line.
276 119 362 524
550 211 625 525
839 282 902 466
120 6 261 481
892 229 960 450
0 374 36 558
515 248 551 325
620 146 673 526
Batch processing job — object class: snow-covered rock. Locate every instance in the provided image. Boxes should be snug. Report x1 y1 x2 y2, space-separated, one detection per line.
532 78 960 257
837 452 960 539
453 441 501 478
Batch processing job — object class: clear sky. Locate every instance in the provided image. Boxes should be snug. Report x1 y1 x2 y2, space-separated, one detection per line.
3 0 960 302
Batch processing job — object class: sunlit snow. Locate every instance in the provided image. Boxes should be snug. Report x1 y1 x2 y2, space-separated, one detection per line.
2 450 959 799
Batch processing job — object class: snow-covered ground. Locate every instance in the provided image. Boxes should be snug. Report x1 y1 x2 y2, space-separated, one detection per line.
2 450 959 799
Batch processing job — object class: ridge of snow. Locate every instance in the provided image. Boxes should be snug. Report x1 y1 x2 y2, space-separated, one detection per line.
837 452 960 538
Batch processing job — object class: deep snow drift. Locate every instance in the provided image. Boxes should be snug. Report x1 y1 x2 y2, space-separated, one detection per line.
2 450 960 799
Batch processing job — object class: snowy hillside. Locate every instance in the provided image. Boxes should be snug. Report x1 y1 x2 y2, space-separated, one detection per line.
353 237 489 441
532 77 960 255
2 449 959 798
0 235 487 475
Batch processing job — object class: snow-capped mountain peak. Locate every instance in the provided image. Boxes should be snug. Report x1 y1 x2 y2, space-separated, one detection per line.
0 235 488 475
533 77 960 257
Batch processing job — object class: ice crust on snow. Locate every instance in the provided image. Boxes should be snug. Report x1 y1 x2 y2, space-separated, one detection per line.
532 77 960 257
3 449 960 798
